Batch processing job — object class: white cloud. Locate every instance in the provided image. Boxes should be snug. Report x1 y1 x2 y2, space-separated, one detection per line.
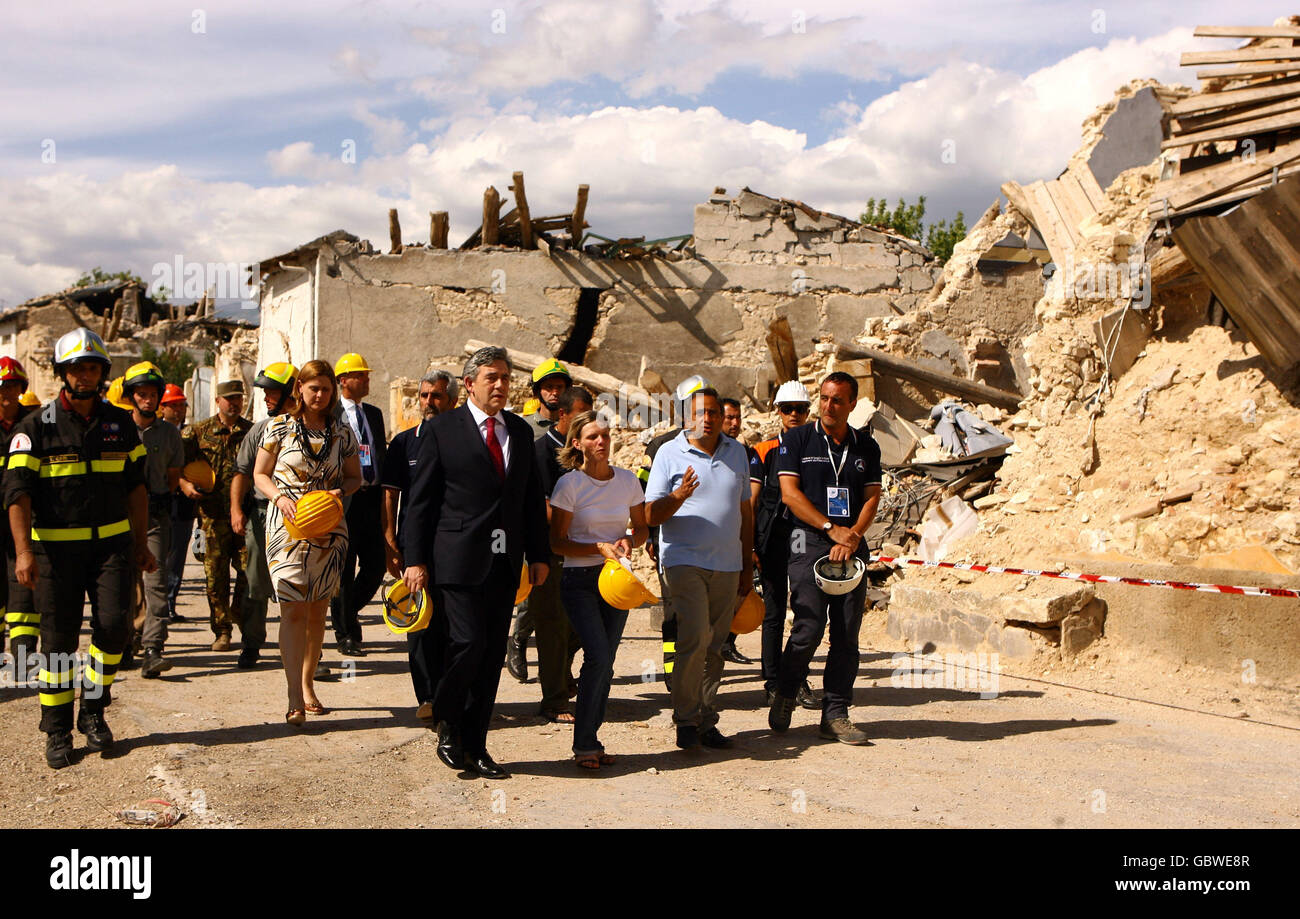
0 19 1215 306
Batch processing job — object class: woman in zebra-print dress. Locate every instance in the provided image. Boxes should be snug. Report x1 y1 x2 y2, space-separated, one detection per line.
253 360 362 725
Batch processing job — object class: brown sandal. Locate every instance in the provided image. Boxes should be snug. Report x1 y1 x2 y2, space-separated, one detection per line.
286 709 306 726
599 752 616 766
544 710 576 724
304 702 328 715
574 753 601 769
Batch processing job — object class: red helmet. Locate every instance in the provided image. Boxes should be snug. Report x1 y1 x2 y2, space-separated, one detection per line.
160 383 187 405
0 356 29 392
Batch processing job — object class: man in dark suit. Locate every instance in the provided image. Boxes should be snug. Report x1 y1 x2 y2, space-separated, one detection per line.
403 346 550 780
333 352 388 657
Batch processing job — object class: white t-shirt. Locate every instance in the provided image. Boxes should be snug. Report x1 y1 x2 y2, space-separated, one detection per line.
549 467 644 567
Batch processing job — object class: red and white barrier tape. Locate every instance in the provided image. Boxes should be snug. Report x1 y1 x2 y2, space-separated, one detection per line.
870 555 1300 599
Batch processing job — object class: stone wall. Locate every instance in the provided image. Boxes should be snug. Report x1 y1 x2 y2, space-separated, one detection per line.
254 212 941 430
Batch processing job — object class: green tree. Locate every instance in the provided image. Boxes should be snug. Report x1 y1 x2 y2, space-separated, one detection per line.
859 196 967 264
73 267 170 301
860 196 926 242
925 212 967 263
140 342 197 387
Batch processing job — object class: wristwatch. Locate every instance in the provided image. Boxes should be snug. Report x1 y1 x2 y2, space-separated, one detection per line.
821 520 833 534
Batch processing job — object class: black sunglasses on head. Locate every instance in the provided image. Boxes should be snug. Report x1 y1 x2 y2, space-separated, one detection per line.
777 403 810 415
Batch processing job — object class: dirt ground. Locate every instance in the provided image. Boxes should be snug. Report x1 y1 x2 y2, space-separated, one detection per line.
2 558 1298 829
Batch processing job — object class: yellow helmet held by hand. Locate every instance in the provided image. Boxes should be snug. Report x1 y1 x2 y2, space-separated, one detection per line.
598 558 659 610
383 580 431 634
284 491 344 540
334 353 370 376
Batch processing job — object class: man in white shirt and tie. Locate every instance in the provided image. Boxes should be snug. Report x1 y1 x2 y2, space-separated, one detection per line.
332 352 388 657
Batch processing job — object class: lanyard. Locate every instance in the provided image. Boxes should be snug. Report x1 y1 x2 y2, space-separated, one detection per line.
820 424 855 487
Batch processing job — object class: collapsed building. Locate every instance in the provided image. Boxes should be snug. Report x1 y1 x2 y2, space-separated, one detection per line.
238 16 1300 688
0 279 252 413
251 182 941 429
867 17 1300 685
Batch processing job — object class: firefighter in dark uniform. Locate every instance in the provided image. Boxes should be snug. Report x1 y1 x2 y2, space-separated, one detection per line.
0 356 38 668
5 329 155 769
767 371 881 746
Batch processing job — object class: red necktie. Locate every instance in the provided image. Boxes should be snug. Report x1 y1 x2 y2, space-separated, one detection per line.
485 415 505 481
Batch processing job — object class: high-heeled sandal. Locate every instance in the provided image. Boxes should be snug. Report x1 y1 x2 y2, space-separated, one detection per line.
286 709 306 726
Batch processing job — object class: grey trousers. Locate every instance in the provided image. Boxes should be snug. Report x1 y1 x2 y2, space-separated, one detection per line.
140 511 172 650
240 501 270 652
663 565 737 730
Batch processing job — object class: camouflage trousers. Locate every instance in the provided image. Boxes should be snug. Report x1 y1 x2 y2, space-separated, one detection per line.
201 515 248 639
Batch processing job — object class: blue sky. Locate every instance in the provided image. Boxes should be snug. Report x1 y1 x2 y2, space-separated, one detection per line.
0 0 1289 307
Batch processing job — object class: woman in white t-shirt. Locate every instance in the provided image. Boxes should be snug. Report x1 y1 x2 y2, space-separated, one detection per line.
548 411 649 769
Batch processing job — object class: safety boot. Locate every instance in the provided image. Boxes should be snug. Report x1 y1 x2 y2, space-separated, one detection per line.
77 708 114 752
45 731 74 770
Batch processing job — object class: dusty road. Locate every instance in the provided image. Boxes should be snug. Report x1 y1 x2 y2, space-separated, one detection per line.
2 560 1298 829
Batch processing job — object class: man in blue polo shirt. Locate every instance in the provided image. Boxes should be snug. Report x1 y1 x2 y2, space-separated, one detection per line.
769 371 882 745
645 387 753 751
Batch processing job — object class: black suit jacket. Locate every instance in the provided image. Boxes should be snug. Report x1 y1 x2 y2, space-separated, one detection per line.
405 404 549 586
335 401 387 489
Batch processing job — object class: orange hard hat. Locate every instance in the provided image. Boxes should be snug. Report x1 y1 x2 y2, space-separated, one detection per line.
285 491 344 540
182 459 215 492
515 564 532 605
161 383 187 405
731 590 763 634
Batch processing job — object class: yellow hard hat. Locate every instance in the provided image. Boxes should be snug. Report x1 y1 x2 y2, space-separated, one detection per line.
382 580 432 634
515 564 532 605
531 359 570 385
182 458 215 492
731 590 763 634
597 558 659 610
285 491 343 540
105 376 133 411
334 353 370 376
18 391 40 407
522 397 541 416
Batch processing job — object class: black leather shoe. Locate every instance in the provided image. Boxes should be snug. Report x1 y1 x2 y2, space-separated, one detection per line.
338 639 366 657
797 681 821 710
77 709 114 752
506 637 527 683
314 660 331 680
237 648 259 670
675 724 699 750
467 752 509 780
45 731 74 770
141 648 173 679
700 727 731 749
721 642 752 665
436 722 464 771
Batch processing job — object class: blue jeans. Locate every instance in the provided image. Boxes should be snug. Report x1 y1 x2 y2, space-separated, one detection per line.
561 564 628 755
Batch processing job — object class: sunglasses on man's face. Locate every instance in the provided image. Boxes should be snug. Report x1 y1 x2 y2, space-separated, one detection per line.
777 403 810 415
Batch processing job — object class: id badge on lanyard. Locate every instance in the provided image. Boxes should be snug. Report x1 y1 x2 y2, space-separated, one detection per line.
358 443 373 469
822 429 852 519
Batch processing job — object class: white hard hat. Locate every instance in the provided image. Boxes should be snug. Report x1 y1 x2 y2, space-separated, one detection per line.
813 555 866 596
773 380 810 406
675 374 711 401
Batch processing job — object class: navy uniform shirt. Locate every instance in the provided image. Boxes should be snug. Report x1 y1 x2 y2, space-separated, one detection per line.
381 420 428 549
534 425 566 499
776 420 882 538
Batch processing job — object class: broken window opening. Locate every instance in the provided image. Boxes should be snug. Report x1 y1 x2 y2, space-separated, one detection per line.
558 288 602 365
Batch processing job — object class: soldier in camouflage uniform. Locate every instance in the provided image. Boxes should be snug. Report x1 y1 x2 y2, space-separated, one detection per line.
180 380 252 652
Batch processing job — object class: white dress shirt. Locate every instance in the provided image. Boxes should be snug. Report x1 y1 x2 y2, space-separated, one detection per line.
466 399 511 472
